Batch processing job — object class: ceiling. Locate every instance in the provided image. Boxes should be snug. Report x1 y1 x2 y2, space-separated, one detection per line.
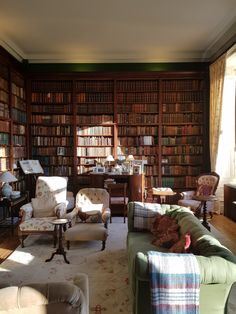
0 0 236 64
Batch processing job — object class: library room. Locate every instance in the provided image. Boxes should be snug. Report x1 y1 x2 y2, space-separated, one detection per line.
0 1 236 313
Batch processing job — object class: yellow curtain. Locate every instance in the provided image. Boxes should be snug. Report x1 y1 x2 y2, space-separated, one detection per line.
209 54 226 171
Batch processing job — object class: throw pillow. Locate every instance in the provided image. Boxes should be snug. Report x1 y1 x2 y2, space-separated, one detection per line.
152 230 179 248
169 233 191 253
32 197 55 218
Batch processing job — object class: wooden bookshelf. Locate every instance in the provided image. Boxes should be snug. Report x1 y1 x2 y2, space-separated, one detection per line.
27 73 209 194
30 80 74 177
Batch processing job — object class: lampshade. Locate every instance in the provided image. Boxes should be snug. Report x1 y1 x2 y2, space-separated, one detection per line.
0 171 17 183
126 155 134 162
106 155 114 162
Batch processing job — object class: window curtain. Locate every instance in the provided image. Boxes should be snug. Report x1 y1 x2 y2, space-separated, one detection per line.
209 53 226 171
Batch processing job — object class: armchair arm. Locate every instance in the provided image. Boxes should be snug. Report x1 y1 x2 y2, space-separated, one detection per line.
180 190 196 200
102 207 111 224
64 207 79 225
19 203 33 222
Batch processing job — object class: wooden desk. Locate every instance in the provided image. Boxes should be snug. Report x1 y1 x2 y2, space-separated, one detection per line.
89 173 144 202
0 193 28 235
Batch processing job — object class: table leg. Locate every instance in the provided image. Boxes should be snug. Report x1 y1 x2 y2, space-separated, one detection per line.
45 224 70 264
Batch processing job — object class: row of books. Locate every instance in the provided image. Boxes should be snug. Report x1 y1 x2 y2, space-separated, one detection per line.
77 103 113 114
118 135 156 146
0 132 9 144
78 157 107 165
145 165 159 176
0 102 9 118
36 155 74 165
145 176 159 188
76 92 113 103
31 125 72 136
31 92 72 103
162 145 203 154
76 146 112 157
0 90 9 103
117 113 159 124
77 136 113 146
117 92 159 103
31 104 72 114
162 165 201 175
12 83 25 99
162 125 203 135
162 91 203 103
161 176 197 189
43 166 73 176
76 126 113 136
31 114 72 124
0 77 8 91
0 158 10 171
162 113 203 123
118 126 158 136
32 136 73 146
161 136 202 145
76 115 113 124
13 135 26 146
162 155 203 164
12 108 27 123
123 146 158 155
117 80 159 91
32 146 73 156
162 102 203 112
32 80 72 92
13 146 26 158
162 79 204 91
13 124 26 135
117 103 158 113
12 95 26 110
75 80 113 92
0 146 10 157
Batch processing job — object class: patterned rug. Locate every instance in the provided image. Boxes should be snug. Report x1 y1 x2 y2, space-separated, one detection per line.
0 217 132 314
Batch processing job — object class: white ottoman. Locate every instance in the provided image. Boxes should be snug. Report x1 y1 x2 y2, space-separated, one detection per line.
64 223 108 250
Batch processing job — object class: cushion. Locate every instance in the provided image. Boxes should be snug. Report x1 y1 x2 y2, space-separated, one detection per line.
31 197 56 218
133 202 163 231
169 233 191 253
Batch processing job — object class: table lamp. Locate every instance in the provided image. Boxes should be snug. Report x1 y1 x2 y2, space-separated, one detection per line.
0 171 18 198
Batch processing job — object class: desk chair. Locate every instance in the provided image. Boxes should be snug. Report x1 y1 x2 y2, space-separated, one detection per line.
107 183 129 223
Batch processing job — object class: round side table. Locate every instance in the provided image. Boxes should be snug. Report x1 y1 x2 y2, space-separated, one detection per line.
45 218 70 264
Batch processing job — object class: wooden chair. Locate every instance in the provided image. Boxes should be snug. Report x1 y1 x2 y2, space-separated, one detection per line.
107 183 129 223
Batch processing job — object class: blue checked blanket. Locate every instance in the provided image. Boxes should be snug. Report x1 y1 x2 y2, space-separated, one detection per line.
148 251 200 314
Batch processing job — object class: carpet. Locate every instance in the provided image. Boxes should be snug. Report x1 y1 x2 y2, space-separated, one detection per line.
0 217 132 314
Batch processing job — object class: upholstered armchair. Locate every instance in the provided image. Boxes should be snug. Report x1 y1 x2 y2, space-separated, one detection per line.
18 176 77 247
65 188 111 250
178 172 220 217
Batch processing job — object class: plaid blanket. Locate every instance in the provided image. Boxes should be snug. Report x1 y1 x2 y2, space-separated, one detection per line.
148 251 200 314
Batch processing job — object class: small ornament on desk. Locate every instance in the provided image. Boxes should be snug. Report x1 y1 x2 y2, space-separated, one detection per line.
11 191 21 199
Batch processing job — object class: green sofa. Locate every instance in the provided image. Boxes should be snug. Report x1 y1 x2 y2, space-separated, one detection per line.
127 202 236 314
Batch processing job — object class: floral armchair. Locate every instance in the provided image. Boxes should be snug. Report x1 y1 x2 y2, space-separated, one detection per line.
18 176 77 247
178 172 220 217
65 188 111 250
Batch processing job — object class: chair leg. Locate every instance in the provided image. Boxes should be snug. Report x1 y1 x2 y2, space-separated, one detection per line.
21 235 25 248
67 241 70 250
101 240 106 251
53 227 57 248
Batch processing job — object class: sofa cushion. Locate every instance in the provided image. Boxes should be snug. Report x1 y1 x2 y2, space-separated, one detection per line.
32 197 55 218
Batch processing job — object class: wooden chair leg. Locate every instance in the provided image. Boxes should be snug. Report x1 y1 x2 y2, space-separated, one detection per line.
101 240 106 251
67 241 70 250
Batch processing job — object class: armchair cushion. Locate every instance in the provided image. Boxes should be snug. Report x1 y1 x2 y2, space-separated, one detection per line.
31 197 55 218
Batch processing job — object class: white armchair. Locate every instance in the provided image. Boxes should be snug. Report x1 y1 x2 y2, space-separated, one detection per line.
18 176 77 247
65 188 111 250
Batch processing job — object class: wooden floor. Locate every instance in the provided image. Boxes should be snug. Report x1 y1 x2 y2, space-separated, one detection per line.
0 214 236 264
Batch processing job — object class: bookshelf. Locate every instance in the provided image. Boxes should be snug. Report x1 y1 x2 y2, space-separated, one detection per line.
27 73 208 195
11 70 27 192
30 80 74 177
0 63 10 172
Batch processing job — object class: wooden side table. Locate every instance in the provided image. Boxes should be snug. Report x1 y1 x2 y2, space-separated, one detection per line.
152 187 176 204
45 218 70 264
0 193 28 235
193 195 217 231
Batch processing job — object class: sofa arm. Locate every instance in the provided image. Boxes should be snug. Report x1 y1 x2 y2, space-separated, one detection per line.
19 203 33 222
102 207 111 223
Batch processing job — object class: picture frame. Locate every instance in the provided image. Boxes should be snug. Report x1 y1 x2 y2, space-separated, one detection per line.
92 166 105 174
133 164 142 174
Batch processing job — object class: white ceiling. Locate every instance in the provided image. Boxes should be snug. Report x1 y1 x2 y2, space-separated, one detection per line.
0 0 236 63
